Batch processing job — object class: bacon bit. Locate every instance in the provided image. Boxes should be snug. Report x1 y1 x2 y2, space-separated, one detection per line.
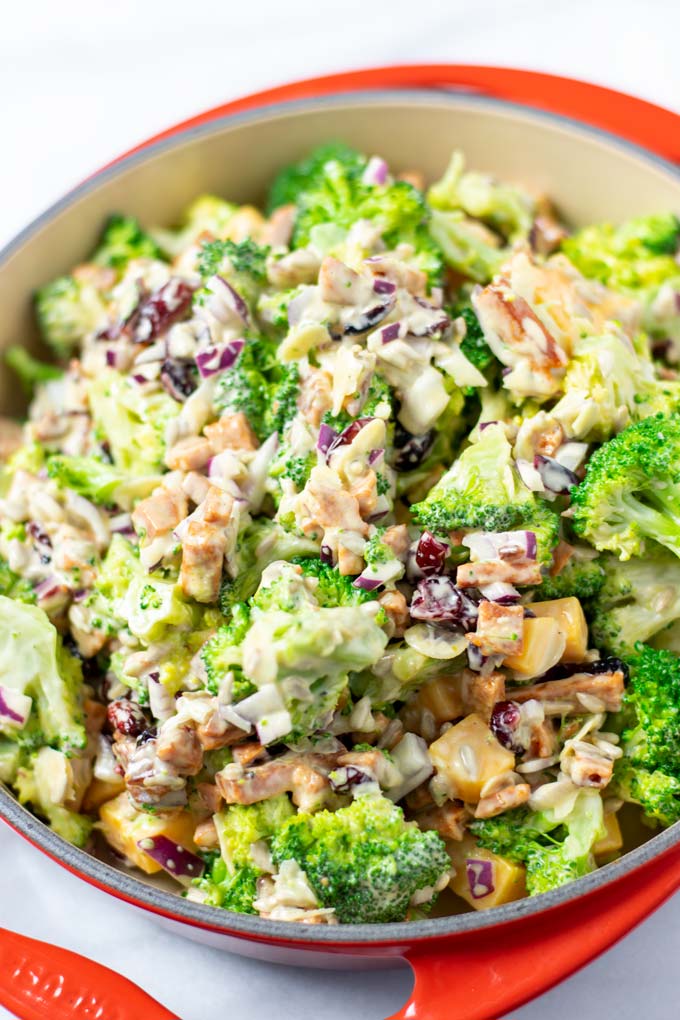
337 543 364 576
529 214 569 256
180 521 227 603
195 782 222 815
72 263 117 289
260 204 296 248
216 754 339 813
535 421 565 457
457 559 542 588
194 818 220 850
382 524 410 560
298 368 333 427
567 746 615 789
474 783 531 819
461 670 506 722
165 435 213 472
300 469 368 537
132 488 187 541
225 206 266 243
200 486 234 526
405 782 435 812
509 670 625 714
378 589 410 638
204 412 259 453
549 540 575 577
195 711 247 751
416 801 468 840
349 471 378 516
232 742 267 768
468 602 524 657
528 719 558 759
156 720 203 775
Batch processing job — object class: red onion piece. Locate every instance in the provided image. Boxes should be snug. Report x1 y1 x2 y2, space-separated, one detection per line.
204 275 250 327
34 576 62 600
0 686 28 725
352 575 383 592
160 359 198 402
317 423 339 457
379 321 402 344
195 338 245 378
534 454 579 494
362 156 389 186
342 295 396 337
326 418 373 460
131 280 195 344
368 448 384 467
373 278 396 296
478 581 521 603
466 858 495 899
320 544 334 565
105 349 117 367
136 835 205 884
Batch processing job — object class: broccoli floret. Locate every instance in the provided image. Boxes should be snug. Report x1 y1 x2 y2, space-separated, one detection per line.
47 454 161 511
587 552 680 655
280 454 315 490
5 346 63 395
197 860 260 913
428 210 505 284
0 597 86 752
455 306 496 373
92 214 164 270
264 363 301 436
197 238 269 282
152 195 237 258
572 414 680 560
537 554 606 601
215 796 295 871
35 276 108 357
428 151 535 242
292 557 379 608
562 214 680 291
200 603 254 698
270 794 450 923
213 340 269 439
218 519 319 613
622 645 680 776
472 790 605 896
0 557 36 603
615 758 680 827
412 423 560 560
269 143 442 283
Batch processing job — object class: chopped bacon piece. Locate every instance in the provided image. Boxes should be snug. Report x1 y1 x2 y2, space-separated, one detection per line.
474 783 531 819
204 412 258 453
509 670 625 714
468 602 524 657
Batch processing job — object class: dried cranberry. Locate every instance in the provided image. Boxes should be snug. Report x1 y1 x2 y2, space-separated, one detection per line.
393 422 434 471
410 576 479 630
415 531 448 574
329 765 372 795
490 700 523 753
107 699 148 737
160 358 198 402
27 521 52 549
130 279 194 344
539 656 629 684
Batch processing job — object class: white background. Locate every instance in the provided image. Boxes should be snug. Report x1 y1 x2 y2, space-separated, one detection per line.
1 2 680 1017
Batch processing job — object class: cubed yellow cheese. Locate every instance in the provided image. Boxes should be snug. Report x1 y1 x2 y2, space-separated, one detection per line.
429 713 515 803
448 835 526 910
99 792 197 873
529 597 588 662
502 616 566 678
419 675 465 723
82 776 125 812
593 812 623 859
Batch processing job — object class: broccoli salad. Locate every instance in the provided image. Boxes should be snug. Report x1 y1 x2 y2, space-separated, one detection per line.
2 143 680 924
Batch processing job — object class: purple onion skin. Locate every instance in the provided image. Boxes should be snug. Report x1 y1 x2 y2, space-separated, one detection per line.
353 575 383 592
415 531 448 574
160 359 198 402
131 280 194 344
326 418 373 459
380 322 402 344
489 700 523 753
373 278 396 295
534 454 579 494
317 422 339 457
136 835 205 881
393 422 434 472
466 858 495 899
320 544 334 565
410 576 478 630
0 688 24 724
341 296 395 337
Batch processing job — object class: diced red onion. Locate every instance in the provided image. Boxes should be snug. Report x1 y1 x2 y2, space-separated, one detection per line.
326 418 373 459
534 454 579 494
137 835 205 885
368 448 384 466
0 685 30 726
352 574 383 592
478 420 498 431
342 296 396 336
415 531 449 574
362 156 389 186
105 349 118 367
411 299 451 336
110 512 133 534
34 576 62 600
204 275 250 327
379 321 402 344
478 581 521 603
466 858 495 899
410 576 478 630
554 441 588 473
317 423 339 457
72 588 88 602
195 338 245 378
320 544 334 565
373 278 396 296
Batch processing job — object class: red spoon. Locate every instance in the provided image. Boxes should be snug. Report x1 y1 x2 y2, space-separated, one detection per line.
0 927 178 1020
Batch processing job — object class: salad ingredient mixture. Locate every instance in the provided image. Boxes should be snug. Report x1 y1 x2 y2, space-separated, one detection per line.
2 143 680 924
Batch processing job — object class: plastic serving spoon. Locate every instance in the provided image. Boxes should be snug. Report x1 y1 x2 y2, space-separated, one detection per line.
0 928 178 1020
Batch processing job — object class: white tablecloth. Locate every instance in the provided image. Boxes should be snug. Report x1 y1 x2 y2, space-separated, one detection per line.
1 2 679 1017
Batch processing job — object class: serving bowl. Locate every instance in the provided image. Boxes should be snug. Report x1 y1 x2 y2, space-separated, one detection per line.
2 65 680 1020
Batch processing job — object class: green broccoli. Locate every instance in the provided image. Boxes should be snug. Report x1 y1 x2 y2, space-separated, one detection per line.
47 454 161 511
562 214 680 291
5 346 63 395
615 758 680 827
428 209 505 283
455 305 496 373
218 519 318 613
536 554 606 601
270 794 450 923
215 796 295 871
292 557 379 608
92 214 164 270
196 859 260 912
471 790 605 896
321 371 394 434
572 414 680 560
197 238 269 282
586 552 680 655
428 151 535 242
264 362 301 436
213 340 270 439
200 602 254 698
267 142 366 212
412 423 560 560
35 275 108 357
622 645 680 776
152 195 238 257
0 597 86 752
0 557 36 603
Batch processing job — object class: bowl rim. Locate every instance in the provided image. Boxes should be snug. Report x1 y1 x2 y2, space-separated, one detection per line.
2 84 680 946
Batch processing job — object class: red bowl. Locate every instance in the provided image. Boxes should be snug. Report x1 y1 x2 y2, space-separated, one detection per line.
2 65 680 1020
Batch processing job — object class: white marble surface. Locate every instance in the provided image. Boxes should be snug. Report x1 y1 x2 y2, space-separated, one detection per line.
1 2 680 1017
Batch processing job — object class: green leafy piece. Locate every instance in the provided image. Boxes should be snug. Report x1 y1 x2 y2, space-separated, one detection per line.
615 758 680 827
456 306 496 373
215 796 295 871
47 454 161 511
218 519 318 614
0 557 36 603
471 790 605 896
213 340 270 439
537 554 605 602
562 214 680 291
270 794 450 923
622 645 680 777
197 238 269 282
292 557 379 608
92 214 164 270
197 859 260 912
35 275 108 357
200 603 254 698
572 414 680 560
429 209 505 283
264 363 301 436
587 552 680 655
267 142 366 212
14 752 93 847
0 597 86 752
5 346 63 395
